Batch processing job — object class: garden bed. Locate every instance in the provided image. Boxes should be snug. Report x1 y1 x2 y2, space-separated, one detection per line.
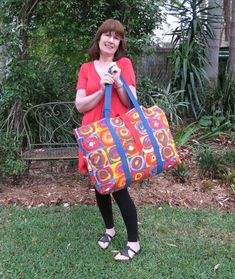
0 143 234 212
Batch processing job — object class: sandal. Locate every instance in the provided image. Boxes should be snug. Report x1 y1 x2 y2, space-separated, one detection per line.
98 233 114 250
114 245 140 261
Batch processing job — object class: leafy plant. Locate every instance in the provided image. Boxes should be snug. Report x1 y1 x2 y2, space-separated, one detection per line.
150 83 188 124
0 132 26 177
169 0 214 119
195 147 225 179
197 111 234 141
137 78 188 125
170 163 189 183
194 146 235 194
204 69 235 123
174 122 200 146
136 76 158 107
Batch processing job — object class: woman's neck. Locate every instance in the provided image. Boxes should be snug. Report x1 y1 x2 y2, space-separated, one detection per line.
98 54 114 63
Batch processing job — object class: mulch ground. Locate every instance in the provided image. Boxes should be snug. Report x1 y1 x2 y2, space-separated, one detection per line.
0 145 234 212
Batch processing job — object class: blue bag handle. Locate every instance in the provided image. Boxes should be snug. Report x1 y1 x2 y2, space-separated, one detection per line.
102 67 164 190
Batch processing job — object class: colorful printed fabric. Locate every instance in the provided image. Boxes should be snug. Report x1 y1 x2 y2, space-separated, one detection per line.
74 105 181 194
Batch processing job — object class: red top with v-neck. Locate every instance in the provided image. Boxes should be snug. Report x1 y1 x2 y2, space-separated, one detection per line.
76 57 136 173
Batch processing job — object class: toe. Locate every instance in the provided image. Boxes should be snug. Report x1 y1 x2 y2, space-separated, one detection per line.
98 241 108 249
114 253 130 261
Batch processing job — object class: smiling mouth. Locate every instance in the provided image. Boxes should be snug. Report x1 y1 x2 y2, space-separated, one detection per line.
105 44 114 49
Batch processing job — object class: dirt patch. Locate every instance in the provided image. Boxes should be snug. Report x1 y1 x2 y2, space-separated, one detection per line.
0 146 234 212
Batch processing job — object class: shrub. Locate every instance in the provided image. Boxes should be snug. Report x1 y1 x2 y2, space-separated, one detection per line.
194 146 235 194
137 77 188 125
0 132 26 177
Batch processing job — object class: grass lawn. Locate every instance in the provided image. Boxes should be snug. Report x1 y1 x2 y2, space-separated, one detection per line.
0 204 234 279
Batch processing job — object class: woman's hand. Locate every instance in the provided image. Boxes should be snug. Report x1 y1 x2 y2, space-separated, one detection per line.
111 62 123 89
100 73 114 92
111 63 121 82
100 62 123 92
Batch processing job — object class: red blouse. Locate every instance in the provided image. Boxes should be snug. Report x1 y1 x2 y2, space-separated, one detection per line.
76 57 136 173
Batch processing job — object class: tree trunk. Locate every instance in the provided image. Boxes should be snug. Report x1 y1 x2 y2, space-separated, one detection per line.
9 0 42 136
204 0 224 85
229 0 235 81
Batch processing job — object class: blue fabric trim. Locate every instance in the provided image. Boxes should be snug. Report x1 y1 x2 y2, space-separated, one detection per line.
102 83 112 118
120 76 164 173
105 118 131 190
103 78 131 190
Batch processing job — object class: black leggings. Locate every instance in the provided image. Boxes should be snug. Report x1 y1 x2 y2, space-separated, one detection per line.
95 188 138 242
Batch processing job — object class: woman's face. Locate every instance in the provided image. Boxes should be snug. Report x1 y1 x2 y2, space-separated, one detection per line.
98 31 121 57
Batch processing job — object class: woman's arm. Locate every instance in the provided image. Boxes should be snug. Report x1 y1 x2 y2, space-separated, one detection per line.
112 63 137 107
75 89 104 113
115 84 137 107
75 73 115 113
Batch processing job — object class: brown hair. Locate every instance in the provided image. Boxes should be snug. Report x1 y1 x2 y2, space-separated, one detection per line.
88 19 127 61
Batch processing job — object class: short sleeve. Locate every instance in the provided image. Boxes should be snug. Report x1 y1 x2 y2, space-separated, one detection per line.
117 57 136 87
76 63 88 91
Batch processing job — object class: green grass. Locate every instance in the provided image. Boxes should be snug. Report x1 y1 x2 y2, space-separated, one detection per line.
0 205 234 279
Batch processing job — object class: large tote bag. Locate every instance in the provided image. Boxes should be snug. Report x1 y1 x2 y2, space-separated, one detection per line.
74 75 181 194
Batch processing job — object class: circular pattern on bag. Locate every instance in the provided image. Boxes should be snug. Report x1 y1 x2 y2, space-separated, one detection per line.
143 108 155 118
135 121 146 135
107 146 120 163
148 118 163 131
131 170 145 181
146 153 156 166
82 136 100 151
89 150 107 170
129 156 145 171
99 183 115 194
96 119 108 130
114 162 124 177
100 129 114 147
123 141 138 156
117 127 132 140
142 136 152 150
164 160 177 170
153 106 163 114
161 146 174 160
128 110 140 122
116 175 126 189
96 167 113 183
156 130 169 146
78 125 94 136
111 117 124 127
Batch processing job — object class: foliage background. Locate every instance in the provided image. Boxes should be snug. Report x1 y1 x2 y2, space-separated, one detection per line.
0 0 163 111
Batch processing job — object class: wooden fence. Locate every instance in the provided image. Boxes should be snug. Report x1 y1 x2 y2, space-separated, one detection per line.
136 47 173 86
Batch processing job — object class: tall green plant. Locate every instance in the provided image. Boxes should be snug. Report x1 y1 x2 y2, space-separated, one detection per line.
169 0 214 119
149 83 188 125
137 77 188 125
204 68 235 122
0 132 26 177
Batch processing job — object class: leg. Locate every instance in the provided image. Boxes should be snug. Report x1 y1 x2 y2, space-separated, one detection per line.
95 189 116 249
112 188 140 260
95 189 114 229
112 188 138 242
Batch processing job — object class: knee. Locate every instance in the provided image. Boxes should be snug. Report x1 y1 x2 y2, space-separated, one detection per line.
112 189 128 203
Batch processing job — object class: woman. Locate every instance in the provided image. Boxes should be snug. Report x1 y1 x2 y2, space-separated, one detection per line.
75 18 140 261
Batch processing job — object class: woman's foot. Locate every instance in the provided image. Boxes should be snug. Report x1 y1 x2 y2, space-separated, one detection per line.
114 241 140 261
98 228 116 250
